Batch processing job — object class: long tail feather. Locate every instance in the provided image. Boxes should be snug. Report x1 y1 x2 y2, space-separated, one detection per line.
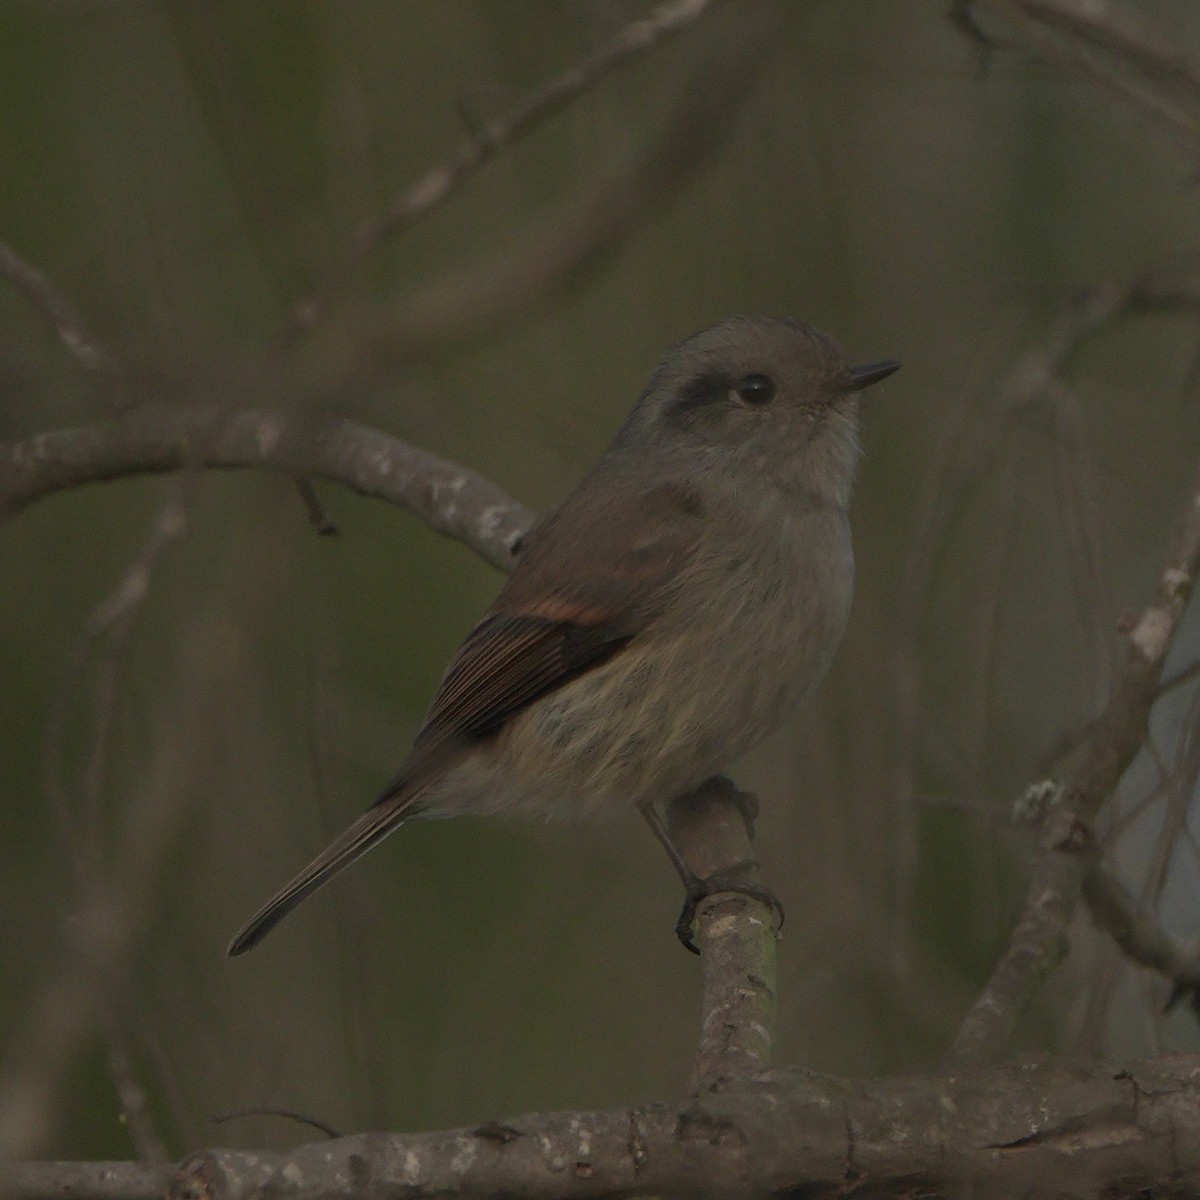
227 795 417 956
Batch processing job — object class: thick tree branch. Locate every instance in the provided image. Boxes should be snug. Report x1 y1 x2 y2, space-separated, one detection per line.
14 1056 1200 1200
0 409 535 574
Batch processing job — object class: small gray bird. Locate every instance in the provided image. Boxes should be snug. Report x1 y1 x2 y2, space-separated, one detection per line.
229 316 898 956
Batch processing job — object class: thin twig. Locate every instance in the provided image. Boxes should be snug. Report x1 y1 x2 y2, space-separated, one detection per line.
1081 860 1200 1014
294 479 339 537
0 236 119 382
295 18 773 382
946 440 1200 1067
972 0 1200 147
210 1107 342 1141
0 482 193 1162
285 0 728 335
1155 657 1200 699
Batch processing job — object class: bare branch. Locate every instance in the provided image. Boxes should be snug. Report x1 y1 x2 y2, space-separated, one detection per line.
946 435 1200 1066
0 409 534 574
296 20 773 382
971 0 1200 145
1081 860 1200 1011
666 778 777 1091
286 0 730 334
1155 656 1200 699
0 237 118 381
15 1056 1200 1199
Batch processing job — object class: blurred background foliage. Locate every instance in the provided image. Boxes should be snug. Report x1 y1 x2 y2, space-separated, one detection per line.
3 0 1200 1164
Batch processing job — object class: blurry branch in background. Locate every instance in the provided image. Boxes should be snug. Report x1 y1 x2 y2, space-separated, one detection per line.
943 269 1200 1063
295 23 775 389
0 408 535 574
285 0 730 336
895 263 1200 1005
963 0 1200 148
1079 862 1200 1016
0 237 121 395
0 481 192 1164
943 0 1200 1073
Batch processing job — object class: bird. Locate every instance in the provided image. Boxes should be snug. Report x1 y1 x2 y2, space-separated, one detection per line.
228 315 898 956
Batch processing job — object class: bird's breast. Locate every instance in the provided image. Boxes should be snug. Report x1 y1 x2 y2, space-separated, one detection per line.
450 498 854 820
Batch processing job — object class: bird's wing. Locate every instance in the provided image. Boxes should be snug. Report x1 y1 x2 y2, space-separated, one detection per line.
406 476 706 768
227 478 704 957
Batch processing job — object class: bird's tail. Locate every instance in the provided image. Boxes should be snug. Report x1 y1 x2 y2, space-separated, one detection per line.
227 789 423 956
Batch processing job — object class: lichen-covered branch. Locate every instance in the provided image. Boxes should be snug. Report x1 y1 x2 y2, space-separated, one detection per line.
12 1056 1200 1200
0 409 535 574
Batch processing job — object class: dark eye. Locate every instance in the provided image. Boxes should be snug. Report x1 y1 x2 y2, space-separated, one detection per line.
733 373 775 405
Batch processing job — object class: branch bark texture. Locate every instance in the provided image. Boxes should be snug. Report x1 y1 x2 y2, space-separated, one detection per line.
667 778 778 1091
14 1055 1200 1200
0 409 534 574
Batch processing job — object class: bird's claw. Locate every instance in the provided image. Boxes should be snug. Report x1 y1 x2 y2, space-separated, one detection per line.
674 870 785 954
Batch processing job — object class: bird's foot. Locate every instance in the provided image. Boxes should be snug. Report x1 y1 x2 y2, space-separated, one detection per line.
674 867 784 955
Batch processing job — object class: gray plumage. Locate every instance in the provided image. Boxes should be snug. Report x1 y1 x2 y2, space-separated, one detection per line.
229 316 897 956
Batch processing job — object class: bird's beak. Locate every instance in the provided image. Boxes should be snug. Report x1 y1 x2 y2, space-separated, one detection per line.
842 360 901 392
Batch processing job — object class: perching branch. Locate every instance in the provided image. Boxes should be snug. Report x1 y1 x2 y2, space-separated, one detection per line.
666 777 778 1092
0 408 535 574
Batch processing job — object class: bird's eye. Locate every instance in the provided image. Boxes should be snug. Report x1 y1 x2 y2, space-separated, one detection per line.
733 373 775 405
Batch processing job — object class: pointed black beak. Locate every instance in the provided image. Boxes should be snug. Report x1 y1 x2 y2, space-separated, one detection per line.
843 359 901 392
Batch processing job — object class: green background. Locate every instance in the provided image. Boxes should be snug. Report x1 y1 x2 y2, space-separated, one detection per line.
2 0 1200 1160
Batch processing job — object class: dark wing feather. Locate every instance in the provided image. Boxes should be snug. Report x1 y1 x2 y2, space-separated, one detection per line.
400 477 706 778
414 614 627 749
228 478 703 956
